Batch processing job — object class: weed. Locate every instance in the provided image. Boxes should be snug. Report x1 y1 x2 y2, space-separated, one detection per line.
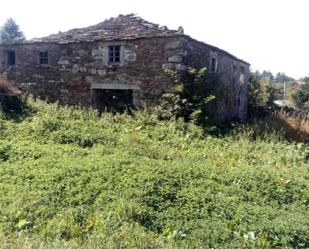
0 99 308 248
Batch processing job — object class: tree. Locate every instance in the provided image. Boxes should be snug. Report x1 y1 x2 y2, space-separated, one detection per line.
259 76 276 107
260 70 274 81
292 77 309 110
248 71 277 117
248 71 264 109
0 18 25 44
275 72 294 83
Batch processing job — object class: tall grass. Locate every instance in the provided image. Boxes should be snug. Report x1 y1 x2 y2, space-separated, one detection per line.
275 109 309 134
0 99 308 248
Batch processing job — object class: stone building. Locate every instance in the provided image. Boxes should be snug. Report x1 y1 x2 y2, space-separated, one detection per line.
0 14 250 120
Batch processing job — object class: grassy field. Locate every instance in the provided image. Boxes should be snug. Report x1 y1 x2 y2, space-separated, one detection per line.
0 100 308 249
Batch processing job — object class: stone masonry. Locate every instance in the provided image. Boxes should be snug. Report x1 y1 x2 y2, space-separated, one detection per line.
0 14 250 120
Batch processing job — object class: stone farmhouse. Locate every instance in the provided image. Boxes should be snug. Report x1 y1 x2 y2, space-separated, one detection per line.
0 14 250 120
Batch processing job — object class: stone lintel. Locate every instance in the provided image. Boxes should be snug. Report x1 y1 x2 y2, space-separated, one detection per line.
91 82 140 90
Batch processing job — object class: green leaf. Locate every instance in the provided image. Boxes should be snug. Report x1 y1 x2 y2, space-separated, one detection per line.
16 219 28 229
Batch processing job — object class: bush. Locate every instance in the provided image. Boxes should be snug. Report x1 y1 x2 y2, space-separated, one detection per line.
248 72 277 118
0 73 20 95
0 99 308 248
292 77 309 110
155 68 224 127
0 73 23 112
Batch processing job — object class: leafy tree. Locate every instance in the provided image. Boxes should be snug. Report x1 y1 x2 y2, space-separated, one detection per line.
266 84 276 107
0 18 25 44
292 77 309 110
248 72 277 117
260 76 276 107
260 70 274 81
248 71 264 108
275 72 294 83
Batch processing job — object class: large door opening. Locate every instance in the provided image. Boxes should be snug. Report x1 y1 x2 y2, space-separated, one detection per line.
92 89 133 112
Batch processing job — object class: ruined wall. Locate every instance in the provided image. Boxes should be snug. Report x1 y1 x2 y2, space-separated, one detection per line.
0 36 187 108
0 35 249 121
0 43 67 103
184 37 250 121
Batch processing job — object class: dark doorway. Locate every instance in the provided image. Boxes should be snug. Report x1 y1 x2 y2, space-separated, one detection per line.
93 89 133 112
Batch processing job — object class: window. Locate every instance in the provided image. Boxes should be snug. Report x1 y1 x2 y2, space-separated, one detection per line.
240 66 245 75
108 45 121 64
6 51 16 66
233 65 237 76
232 65 237 84
240 66 245 84
39 51 48 65
211 57 217 72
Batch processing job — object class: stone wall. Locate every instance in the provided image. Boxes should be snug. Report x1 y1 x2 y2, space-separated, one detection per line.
0 34 249 121
184 37 250 121
0 36 187 108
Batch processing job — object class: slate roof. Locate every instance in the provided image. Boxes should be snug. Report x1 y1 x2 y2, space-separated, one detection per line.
30 14 182 43
9 14 248 65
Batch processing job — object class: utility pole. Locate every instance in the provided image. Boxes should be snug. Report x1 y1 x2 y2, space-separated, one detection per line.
283 81 286 106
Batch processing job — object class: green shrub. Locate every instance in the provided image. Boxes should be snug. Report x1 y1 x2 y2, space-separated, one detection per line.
292 77 309 110
0 99 308 248
155 68 225 126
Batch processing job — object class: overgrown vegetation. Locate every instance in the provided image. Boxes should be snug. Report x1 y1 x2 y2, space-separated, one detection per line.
0 74 23 112
248 113 309 144
0 99 308 248
0 73 21 95
156 68 225 126
248 71 279 117
292 77 309 110
247 70 309 111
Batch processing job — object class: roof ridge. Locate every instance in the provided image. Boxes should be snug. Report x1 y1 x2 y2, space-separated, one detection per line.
28 14 179 43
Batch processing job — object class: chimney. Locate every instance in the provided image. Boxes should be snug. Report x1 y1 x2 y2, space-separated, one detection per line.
177 26 184 34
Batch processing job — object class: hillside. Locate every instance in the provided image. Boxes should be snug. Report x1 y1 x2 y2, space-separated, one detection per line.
0 100 308 249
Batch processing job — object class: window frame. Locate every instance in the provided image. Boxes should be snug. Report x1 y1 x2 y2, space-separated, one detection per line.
232 64 238 84
240 66 245 75
210 57 218 73
108 45 121 64
38 51 49 65
240 66 246 84
6 50 16 66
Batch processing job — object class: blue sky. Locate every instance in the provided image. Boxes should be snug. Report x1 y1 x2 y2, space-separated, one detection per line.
1 0 308 79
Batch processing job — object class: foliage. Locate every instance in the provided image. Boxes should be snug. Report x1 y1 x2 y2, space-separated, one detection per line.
249 70 296 109
248 72 276 117
0 73 21 95
247 113 309 143
0 99 308 248
292 77 309 110
285 81 302 108
155 68 224 125
275 72 295 83
256 70 274 81
0 18 25 44
266 81 302 109
248 72 264 110
260 76 276 107
0 74 23 112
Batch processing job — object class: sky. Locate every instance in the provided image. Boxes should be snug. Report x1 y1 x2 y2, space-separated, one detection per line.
0 0 308 79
